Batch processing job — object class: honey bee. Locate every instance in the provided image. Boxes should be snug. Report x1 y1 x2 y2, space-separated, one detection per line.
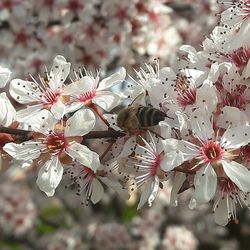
117 104 166 134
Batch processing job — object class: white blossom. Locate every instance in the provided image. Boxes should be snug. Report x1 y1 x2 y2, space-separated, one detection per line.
3 109 100 196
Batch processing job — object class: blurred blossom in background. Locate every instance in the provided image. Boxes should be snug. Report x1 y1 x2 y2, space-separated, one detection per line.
1 1 250 250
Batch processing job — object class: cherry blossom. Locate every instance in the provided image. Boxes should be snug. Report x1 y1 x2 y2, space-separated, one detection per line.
64 67 126 114
9 55 70 123
213 177 250 226
165 111 250 207
123 132 176 209
3 109 100 196
1 0 250 228
64 159 129 206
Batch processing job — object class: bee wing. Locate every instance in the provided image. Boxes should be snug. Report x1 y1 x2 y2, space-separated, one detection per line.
129 92 146 106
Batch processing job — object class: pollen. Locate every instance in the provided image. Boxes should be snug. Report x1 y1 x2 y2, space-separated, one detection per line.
45 132 68 156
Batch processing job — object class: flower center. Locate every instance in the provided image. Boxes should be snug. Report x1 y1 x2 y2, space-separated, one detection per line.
200 141 223 164
176 88 196 108
227 47 250 69
241 143 250 162
77 90 96 105
175 75 196 108
40 88 61 106
45 132 68 156
222 90 246 110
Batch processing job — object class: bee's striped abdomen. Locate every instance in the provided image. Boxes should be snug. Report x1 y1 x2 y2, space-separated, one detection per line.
136 106 165 128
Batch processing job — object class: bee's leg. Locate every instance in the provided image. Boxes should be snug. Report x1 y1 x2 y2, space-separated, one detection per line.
165 113 175 120
142 128 165 140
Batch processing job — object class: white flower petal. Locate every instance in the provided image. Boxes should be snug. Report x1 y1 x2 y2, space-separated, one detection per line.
90 179 104 204
67 143 100 172
159 121 172 139
194 165 217 203
16 105 43 123
161 139 196 170
148 177 159 207
221 125 250 149
63 76 95 95
189 111 213 141
160 150 184 171
196 84 218 115
222 160 250 192
103 114 121 131
29 110 57 133
217 106 249 129
147 82 167 107
0 66 11 88
48 55 70 90
158 67 176 81
225 21 250 50
137 179 154 209
51 99 66 119
214 198 229 226
92 91 121 111
0 92 16 126
99 176 130 200
119 136 136 158
3 141 43 161
9 79 42 104
65 109 95 137
98 67 126 90
175 111 189 136
170 172 186 207
179 45 198 63
242 59 250 78
36 157 63 196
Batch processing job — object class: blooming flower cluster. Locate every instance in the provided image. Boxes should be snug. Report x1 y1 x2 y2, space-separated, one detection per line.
0 0 250 228
0 181 36 237
0 0 221 77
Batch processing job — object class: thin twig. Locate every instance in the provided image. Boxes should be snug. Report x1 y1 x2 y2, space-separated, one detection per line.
0 126 126 140
174 166 196 175
0 126 31 136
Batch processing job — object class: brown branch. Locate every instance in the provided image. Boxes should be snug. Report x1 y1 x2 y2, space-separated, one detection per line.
83 130 125 139
174 166 196 175
0 126 126 140
0 126 31 137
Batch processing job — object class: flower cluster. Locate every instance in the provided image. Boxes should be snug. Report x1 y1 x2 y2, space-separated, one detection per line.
0 181 37 237
0 0 221 77
0 0 250 227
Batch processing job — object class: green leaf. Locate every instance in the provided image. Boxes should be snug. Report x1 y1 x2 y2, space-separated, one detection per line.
121 205 137 223
36 223 57 235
